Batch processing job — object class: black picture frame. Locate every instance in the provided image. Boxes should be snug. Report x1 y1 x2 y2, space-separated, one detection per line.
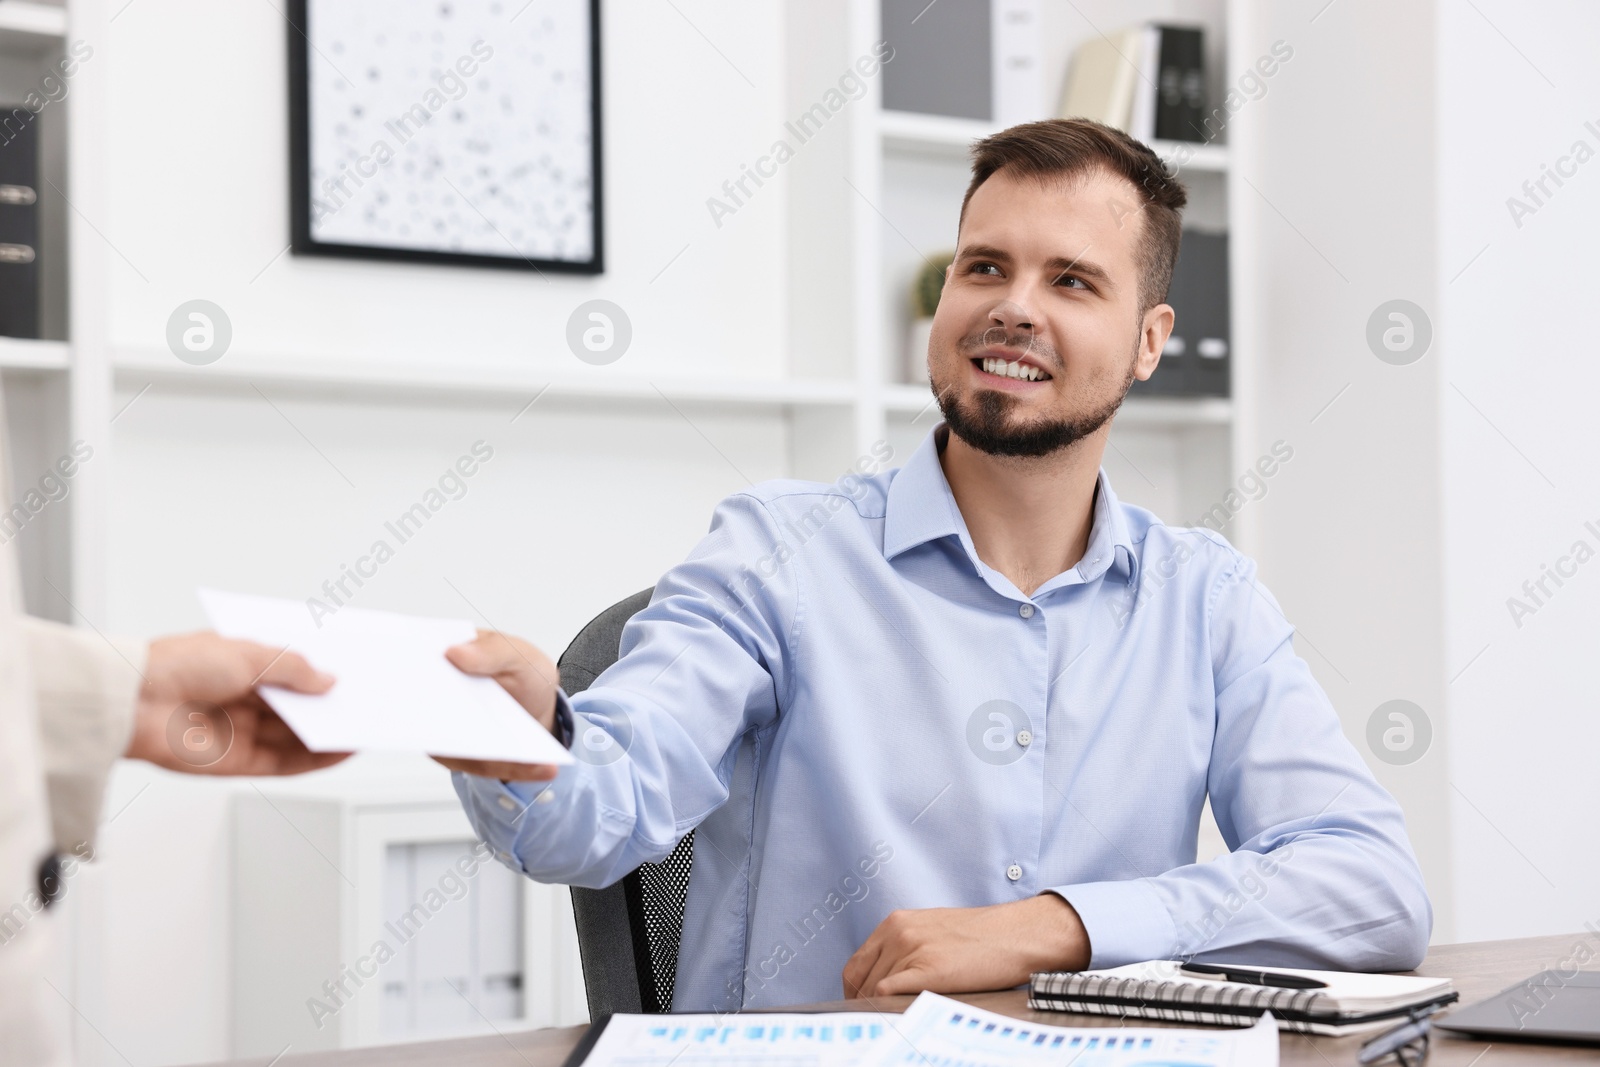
286 0 604 275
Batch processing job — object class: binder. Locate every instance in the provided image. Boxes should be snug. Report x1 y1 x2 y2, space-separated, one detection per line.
1057 28 1144 129
1154 27 1207 142
1172 230 1230 396
1133 230 1229 398
0 106 40 340
1125 26 1161 142
880 0 992 120
880 0 1039 126
1059 24 1206 144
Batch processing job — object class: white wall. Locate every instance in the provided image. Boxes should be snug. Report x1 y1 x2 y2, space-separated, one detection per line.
1247 0 1600 947
1245 0 1453 937
1438 0 1600 941
101 0 787 382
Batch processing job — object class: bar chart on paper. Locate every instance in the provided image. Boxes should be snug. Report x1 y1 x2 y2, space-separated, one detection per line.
876 993 1278 1067
576 1011 894 1066
571 993 1277 1067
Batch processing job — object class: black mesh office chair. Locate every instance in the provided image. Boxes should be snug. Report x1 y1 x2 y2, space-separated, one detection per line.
560 588 696 1018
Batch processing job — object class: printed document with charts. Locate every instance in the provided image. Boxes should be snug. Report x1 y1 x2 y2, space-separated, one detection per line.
565 991 1278 1067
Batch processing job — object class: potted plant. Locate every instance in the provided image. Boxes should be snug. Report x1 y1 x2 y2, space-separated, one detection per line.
906 251 954 384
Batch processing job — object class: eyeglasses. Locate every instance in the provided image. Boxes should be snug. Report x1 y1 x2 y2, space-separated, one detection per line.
1357 1007 1440 1067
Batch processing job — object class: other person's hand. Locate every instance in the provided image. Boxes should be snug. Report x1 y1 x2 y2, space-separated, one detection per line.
125 632 350 776
842 895 1091 999
431 629 564 782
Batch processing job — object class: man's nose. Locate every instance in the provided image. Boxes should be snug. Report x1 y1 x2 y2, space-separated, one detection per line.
984 300 1035 345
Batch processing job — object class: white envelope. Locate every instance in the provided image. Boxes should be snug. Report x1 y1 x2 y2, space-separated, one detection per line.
198 588 573 765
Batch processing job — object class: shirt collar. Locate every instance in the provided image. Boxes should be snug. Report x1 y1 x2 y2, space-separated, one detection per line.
883 425 1139 587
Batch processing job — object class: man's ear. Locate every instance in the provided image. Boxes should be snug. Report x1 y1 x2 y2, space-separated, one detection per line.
1133 303 1175 381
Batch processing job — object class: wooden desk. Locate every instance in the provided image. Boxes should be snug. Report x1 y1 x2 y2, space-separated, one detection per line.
214 933 1597 1067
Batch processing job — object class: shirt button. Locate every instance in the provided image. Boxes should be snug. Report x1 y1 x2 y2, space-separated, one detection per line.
534 788 556 804
1016 729 1033 747
1018 603 1035 619
497 793 518 812
1006 864 1023 882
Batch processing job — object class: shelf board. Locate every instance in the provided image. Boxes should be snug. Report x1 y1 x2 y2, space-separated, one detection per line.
883 383 1231 427
879 110 994 158
108 353 1229 424
878 110 1228 174
1114 394 1232 425
110 352 859 411
0 1 67 53
0 337 69 371
1149 139 1229 174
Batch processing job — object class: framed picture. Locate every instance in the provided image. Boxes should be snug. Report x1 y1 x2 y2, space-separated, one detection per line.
287 0 602 274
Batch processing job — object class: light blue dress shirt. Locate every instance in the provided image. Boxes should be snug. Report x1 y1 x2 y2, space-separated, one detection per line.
454 425 1431 1011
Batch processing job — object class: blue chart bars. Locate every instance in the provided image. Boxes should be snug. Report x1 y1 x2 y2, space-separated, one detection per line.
572 992 1276 1067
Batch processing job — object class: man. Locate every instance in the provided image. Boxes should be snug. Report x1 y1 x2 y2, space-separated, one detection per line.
442 119 1432 1010
0 404 345 1063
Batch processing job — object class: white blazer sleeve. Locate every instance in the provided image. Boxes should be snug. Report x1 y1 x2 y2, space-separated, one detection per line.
21 617 146 853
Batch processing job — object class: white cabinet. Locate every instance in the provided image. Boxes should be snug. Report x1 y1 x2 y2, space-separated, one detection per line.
230 776 586 1057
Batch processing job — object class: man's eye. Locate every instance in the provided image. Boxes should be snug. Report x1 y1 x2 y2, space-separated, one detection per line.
1055 274 1090 290
967 262 1001 276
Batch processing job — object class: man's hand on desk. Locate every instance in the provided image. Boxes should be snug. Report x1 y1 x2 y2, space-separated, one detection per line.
842 893 1091 999
126 632 350 776
431 629 565 782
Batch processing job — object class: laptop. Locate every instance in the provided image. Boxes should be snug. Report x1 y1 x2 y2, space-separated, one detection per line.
1435 970 1600 1045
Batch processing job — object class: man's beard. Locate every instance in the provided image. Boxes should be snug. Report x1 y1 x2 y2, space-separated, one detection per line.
932 347 1136 459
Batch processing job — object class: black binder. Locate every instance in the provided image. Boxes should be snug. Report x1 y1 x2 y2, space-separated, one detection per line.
0 107 41 340
1134 230 1230 398
1153 26 1206 142
1174 230 1230 396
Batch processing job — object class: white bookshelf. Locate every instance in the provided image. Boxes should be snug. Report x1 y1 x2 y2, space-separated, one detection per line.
0 0 66 49
1 0 73 625
879 109 1231 173
0 337 69 370
110 351 861 411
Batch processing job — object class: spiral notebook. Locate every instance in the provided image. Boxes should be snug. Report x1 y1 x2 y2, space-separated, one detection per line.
1029 960 1457 1036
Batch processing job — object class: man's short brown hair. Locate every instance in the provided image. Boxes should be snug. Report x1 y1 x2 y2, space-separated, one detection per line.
958 118 1188 316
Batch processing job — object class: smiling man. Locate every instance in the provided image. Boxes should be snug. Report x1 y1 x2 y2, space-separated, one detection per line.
444 118 1432 1009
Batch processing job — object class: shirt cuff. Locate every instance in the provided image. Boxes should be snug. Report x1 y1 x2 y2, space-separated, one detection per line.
1046 879 1178 969
452 687 577 862
549 688 575 749
453 771 564 869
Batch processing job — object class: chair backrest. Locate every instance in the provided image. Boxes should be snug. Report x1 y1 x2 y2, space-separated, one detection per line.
560 589 695 1018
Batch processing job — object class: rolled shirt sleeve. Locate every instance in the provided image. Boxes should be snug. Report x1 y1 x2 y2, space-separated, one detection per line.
453 492 798 889
1049 555 1432 972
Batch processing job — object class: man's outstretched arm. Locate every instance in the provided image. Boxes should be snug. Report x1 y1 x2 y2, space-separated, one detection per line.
439 492 800 889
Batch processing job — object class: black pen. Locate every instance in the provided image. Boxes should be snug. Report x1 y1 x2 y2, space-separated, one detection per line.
1179 962 1329 989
